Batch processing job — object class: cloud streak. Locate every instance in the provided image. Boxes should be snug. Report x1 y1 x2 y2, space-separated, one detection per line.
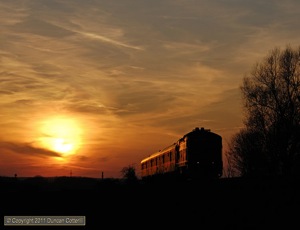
76 31 144 51
0 141 62 157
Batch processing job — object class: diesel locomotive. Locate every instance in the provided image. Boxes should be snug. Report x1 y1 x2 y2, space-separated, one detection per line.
140 127 223 180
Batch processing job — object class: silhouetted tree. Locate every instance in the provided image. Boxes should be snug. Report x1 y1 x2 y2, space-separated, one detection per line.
226 128 268 177
227 45 300 177
120 164 138 183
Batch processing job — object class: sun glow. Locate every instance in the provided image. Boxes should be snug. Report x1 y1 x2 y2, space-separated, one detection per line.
38 116 83 156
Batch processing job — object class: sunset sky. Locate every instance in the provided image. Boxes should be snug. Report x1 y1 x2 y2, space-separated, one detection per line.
1 0 300 178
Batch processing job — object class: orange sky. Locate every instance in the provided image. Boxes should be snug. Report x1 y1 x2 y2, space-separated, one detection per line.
1 0 300 178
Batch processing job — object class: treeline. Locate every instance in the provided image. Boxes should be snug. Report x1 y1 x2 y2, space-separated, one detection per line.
0 176 126 192
226 45 300 178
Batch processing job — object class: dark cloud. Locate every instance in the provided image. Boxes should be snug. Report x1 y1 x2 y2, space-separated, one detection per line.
0 141 62 157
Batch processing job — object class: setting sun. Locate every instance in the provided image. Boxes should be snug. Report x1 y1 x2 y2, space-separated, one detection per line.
53 138 74 154
37 116 83 156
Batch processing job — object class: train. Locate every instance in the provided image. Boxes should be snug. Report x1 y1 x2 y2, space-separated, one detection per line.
140 127 223 180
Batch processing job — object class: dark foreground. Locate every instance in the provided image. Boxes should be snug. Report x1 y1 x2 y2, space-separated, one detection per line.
1 176 299 229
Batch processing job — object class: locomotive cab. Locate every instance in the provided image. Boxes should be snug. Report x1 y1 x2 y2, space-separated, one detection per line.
177 127 223 179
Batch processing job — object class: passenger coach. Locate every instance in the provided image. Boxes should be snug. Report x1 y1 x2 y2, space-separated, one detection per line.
140 127 223 180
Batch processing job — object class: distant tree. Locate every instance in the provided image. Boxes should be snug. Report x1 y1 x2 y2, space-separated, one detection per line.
120 164 138 183
227 45 300 177
226 128 268 177
223 152 235 178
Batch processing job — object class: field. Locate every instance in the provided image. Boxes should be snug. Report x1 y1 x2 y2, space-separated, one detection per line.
1 176 299 229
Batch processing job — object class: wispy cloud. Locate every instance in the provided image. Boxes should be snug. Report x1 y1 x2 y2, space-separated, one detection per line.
75 31 144 51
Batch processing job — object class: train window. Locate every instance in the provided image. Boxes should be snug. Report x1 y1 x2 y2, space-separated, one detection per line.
162 155 165 163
